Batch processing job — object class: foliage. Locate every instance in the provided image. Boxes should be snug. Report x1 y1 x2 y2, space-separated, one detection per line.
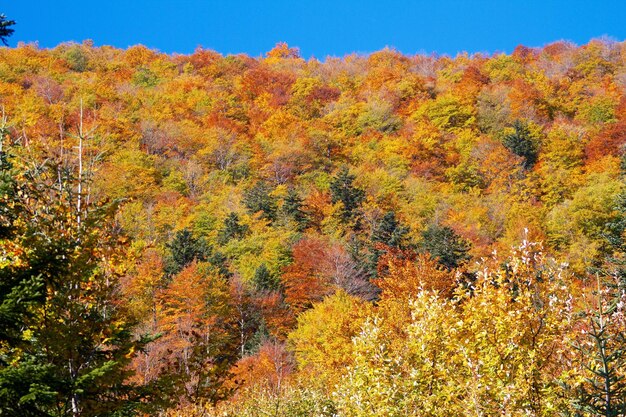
418 223 471 269
0 147 159 416
330 166 365 226
503 120 539 169
0 14 15 46
0 39 625 413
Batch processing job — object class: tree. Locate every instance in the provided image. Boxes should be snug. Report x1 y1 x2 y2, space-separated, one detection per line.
243 181 277 222
252 263 280 292
157 262 236 405
0 14 15 46
280 187 309 232
573 274 626 417
0 147 158 416
164 228 210 277
288 291 369 389
368 211 411 275
503 120 538 170
329 166 365 225
419 224 471 269
218 212 248 245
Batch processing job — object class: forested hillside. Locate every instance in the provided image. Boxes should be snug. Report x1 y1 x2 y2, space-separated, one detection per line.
1 40 625 416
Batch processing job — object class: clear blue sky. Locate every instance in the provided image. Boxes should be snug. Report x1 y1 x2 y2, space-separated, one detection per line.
4 1 626 58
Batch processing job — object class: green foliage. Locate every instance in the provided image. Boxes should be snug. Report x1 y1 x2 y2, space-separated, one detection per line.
367 211 411 275
0 14 15 46
280 187 309 232
422 95 475 131
330 166 365 225
165 228 210 277
573 275 626 417
132 67 158 87
0 149 160 416
372 211 410 248
243 181 277 222
503 120 538 170
251 263 280 292
64 46 89 72
419 224 470 269
217 212 248 245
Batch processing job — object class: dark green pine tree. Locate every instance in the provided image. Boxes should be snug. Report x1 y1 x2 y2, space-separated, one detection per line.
372 211 410 248
330 166 365 225
419 224 471 269
503 120 538 170
251 263 280 292
217 212 248 245
208 250 232 279
604 191 626 253
0 151 44 348
367 211 411 276
281 187 309 232
573 274 626 417
164 228 210 277
243 181 277 222
0 14 15 46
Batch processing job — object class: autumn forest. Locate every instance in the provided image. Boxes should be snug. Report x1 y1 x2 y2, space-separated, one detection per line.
1 36 626 416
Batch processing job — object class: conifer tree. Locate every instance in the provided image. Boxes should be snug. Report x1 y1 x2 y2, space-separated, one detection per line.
0 146 160 416
330 167 365 225
419 224 470 269
0 14 15 46
164 228 210 277
217 212 248 245
243 181 277 222
573 275 626 417
281 187 309 232
503 120 538 170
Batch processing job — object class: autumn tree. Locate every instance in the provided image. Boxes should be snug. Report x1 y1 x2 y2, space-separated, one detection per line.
157 262 236 405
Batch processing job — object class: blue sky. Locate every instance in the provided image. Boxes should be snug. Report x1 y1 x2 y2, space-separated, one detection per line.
4 1 626 58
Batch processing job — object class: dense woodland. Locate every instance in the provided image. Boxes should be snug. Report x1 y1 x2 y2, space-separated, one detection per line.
0 39 625 416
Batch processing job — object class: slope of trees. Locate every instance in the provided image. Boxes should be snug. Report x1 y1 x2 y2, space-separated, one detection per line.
0 39 625 415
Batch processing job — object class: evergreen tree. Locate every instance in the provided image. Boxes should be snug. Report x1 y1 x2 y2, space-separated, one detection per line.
330 167 365 225
372 211 410 248
573 274 626 417
252 263 280 292
281 187 309 232
164 228 210 277
243 181 277 222
419 224 471 269
217 212 248 245
208 250 232 279
367 211 411 276
0 14 15 46
605 191 626 253
0 148 160 416
503 120 538 170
